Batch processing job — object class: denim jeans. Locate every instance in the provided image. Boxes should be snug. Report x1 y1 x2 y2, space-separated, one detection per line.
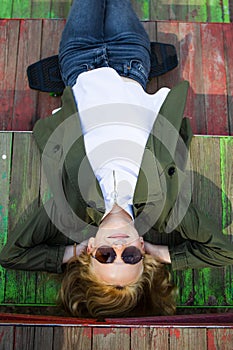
59 0 151 90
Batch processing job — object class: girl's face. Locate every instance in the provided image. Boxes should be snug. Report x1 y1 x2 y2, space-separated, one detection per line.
87 205 145 286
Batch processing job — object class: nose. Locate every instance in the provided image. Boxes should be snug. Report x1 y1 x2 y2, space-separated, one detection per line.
112 240 126 249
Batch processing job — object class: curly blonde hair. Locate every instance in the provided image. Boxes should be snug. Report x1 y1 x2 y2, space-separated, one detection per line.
58 252 177 318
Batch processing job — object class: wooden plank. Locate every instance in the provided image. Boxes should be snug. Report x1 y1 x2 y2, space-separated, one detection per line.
36 19 65 122
92 328 130 350
169 328 207 350
230 0 233 22
0 136 232 309
1 0 13 18
12 0 32 18
53 327 92 350
31 0 52 18
14 326 35 349
131 327 169 349
174 269 195 307
143 21 159 94
1 20 232 135
1 0 232 22
132 0 150 20
4 133 41 304
150 0 171 21
50 0 71 19
220 137 233 234
223 24 233 135
186 0 208 22
207 0 226 23
201 23 229 135
207 328 233 350
0 134 12 304
0 20 20 130
34 327 54 350
0 325 14 350
179 22 206 134
219 137 233 307
12 19 42 131
190 137 224 307
157 21 181 88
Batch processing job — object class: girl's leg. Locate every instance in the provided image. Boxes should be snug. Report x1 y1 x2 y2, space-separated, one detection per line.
104 0 149 43
59 0 106 86
104 0 151 89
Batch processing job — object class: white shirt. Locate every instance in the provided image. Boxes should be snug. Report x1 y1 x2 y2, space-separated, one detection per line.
72 67 170 218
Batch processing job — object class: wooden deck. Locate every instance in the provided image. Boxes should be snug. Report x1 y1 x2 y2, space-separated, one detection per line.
0 314 233 350
0 0 233 347
0 20 232 135
0 133 232 311
1 0 232 22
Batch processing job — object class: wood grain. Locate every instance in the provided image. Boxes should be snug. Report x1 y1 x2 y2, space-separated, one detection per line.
0 133 232 307
0 20 232 135
0 133 12 303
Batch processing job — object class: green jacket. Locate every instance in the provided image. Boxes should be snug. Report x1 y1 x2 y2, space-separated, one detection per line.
0 81 232 273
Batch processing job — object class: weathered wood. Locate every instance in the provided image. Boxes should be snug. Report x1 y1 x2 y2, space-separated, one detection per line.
14 326 35 350
0 133 12 304
92 328 131 350
0 20 20 130
0 325 233 350
169 328 207 350
0 325 14 350
207 328 233 350
4 133 41 304
1 0 232 22
12 20 42 130
36 19 64 122
189 137 232 307
34 327 54 350
0 133 232 308
0 20 232 135
53 327 92 350
201 24 229 135
131 327 169 349
179 22 206 134
223 25 233 135
157 21 181 88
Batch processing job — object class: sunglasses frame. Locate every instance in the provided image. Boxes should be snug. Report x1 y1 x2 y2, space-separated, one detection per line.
91 245 144 265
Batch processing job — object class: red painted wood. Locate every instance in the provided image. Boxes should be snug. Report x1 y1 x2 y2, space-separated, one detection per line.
207 328 233 350
223 24 233 135
201 23 229 135
0 312 233 326
36 19 65 122
0 20 20 130
0 20 232 135
179 22 207 134
11 20 42 131
157 21 181 88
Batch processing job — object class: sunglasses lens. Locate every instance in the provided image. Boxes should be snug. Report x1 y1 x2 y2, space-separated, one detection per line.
95 246 116 263
122 246 143 265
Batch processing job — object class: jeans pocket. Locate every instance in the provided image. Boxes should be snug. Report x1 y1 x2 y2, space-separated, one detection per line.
129 60 149 78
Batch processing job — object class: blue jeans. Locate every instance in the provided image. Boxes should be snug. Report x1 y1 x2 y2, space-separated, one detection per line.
59 0 151 90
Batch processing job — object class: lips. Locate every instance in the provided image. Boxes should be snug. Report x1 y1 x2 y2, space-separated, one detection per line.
108 234 129 238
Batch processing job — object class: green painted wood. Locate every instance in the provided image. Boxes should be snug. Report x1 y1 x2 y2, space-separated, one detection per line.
0 133 12 304
0 0 232 22
0 133 232 309
220 138 233 306
4 133 41 304
223 25 233 134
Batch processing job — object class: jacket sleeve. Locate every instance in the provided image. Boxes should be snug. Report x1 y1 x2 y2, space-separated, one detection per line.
0 199 72 274
169 204 233 270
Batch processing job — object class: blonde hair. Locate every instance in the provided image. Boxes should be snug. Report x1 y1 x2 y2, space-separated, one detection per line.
58 252 177 318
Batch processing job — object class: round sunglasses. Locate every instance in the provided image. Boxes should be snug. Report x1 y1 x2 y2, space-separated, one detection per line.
91 245 144 265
